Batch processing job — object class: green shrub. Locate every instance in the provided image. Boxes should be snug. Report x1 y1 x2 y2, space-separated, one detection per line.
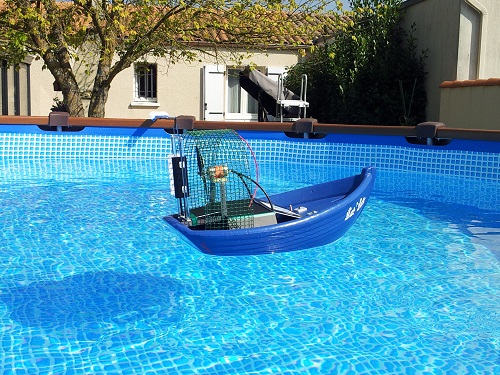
286 0 427 125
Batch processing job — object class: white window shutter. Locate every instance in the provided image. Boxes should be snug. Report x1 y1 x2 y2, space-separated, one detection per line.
203 65 225 120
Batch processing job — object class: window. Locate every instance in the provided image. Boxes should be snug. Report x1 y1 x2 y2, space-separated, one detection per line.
226 68 258 118
134 63 157 103
203 65 286 121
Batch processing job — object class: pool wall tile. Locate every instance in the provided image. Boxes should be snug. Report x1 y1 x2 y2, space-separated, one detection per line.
0 133 499 182
249 140 500 182
0 134 171 160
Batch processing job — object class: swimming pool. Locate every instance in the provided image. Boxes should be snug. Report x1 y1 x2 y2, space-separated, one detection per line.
0 128 499 374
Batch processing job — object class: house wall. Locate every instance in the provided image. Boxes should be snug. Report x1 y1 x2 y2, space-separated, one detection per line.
440 79 500 130
30 59 57 115
401 0 462 121
477 1 500 77
402 0 500 125
457 1 481 80
29 50 300 119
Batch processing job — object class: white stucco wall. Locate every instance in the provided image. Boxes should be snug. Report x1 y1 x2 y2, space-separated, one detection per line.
440 80 500 130
466 0 500 79
457 1 481 80
30 59 60 116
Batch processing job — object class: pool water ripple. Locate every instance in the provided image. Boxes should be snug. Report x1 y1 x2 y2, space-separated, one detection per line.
0 159 498 374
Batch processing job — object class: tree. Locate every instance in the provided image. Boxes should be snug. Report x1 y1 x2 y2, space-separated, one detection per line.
0 0 339 117
286 0 427 125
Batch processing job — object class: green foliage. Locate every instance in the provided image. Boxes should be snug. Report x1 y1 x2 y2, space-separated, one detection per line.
286 0 427 125
0 0 337 117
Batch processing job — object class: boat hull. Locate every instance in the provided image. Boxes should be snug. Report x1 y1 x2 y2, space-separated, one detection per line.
165 166 376 256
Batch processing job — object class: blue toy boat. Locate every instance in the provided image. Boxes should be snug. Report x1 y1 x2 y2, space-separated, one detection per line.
165 166 376 256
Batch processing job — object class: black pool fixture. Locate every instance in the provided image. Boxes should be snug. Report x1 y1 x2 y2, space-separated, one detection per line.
406 121 452 146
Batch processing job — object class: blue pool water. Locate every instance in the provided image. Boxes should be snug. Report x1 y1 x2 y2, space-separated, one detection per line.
0 132 499 374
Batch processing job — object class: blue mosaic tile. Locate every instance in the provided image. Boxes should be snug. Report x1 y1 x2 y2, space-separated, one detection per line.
1 133 499 182
0 130 498 374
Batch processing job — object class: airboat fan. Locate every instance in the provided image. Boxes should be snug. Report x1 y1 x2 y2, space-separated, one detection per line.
165 122 376 256
168 129 270 230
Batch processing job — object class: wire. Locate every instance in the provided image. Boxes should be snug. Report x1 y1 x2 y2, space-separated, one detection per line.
229 169 274 213
238 134 259 203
